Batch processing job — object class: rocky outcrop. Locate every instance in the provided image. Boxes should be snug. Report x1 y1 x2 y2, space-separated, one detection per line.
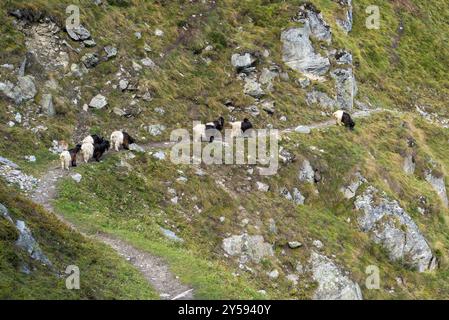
294 4 332 43
425 171 448 208
0 76 37 104
354 186 437 272
243 75 264 98
281 4 333 79
222 233 274 263
281 27 330 79
331 68 357 110
231 53 256 72
1 203 51 266
0 156 39 192
298 159 315 183
309 251 363 300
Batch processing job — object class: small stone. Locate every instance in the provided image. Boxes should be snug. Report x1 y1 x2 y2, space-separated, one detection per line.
141 58 157 69
154 29 164 37
134 32 142 39
160 227 183 242
104 45 117 59
152 150 165 160
295 126 311 134
83 39 96 47
147 124 166 136
24 155 36 163
313 239 324 249
256 181 269 192
118 79 129 91
81 53 100 69
268 269 279 279
89 94 108 109
67 25 91 41
288 241 302 249
71 173 82 183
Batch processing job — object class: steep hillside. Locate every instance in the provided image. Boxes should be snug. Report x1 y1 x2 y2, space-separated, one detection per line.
1 0 448 299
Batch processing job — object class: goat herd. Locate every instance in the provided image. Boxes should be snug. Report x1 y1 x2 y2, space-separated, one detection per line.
59 130 135 170
59 110 355 170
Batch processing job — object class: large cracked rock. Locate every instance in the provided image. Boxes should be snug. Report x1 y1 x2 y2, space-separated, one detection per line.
1 203 52 267
354 186 437 272
222 233 274 264
281 27 330 79
309 251 363 300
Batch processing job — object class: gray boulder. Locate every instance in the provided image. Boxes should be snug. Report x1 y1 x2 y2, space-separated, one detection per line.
256 181 270 192
66 25 91 41
40 94 55 116
309 251 362 300
71 173 82 183
0 156 19 169
104 45 117 59
0 76 37 104
81 53 100 68
89 94 108 109
83 39 96 47
425 171 448 208
0 203 52 266
280 187 293 201
354 186 437 272
222 233 274 263
15 220 52 266
295 125 311 134
281 27 330 79
298 159 315 183
331 68 357 110
243 76 264 98
292 188 305 205
231 53 256 71
141 58 157 70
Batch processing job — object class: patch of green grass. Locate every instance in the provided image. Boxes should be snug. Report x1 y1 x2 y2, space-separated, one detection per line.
0 181 158 299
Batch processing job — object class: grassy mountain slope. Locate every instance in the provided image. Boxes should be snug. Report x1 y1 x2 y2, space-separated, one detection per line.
1 0 448 299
